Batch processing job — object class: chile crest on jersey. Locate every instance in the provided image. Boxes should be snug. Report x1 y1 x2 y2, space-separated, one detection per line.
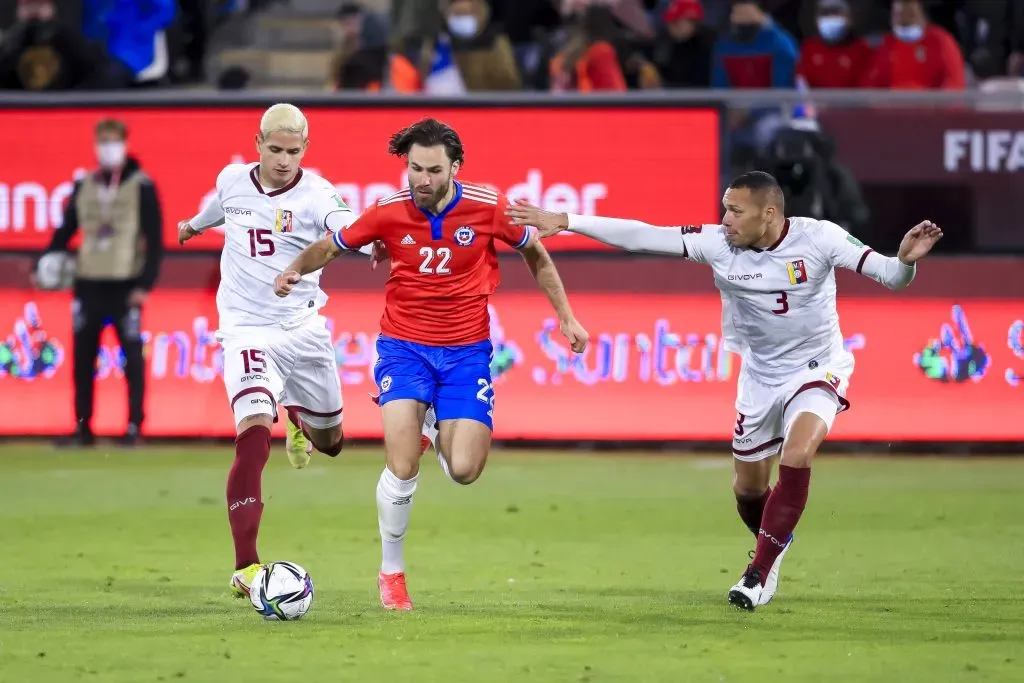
454 225 476 246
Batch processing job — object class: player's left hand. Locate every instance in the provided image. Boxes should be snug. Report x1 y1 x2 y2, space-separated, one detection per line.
370 240 388 271
127 288 148 308
560 318 589 354
506 200 569 238
898 220 944 264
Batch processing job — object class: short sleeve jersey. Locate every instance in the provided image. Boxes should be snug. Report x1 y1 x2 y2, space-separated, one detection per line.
199 164 356 330
333 181 531 346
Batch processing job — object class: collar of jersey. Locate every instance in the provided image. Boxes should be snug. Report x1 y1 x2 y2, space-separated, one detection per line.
418 180 463 241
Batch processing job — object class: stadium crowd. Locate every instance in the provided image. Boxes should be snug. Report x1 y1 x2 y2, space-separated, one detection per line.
2 0 1024 93
328 0 1022 92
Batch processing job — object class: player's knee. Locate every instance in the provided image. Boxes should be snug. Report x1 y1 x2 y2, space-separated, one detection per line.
318 436 344 457
309 425 344 456
387 457 420 481
780 439 817 468
448 457 484 485
237 413 273 436
734 484 769 500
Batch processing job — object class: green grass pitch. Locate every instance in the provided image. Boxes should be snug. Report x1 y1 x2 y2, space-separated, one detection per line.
0 445 1021 682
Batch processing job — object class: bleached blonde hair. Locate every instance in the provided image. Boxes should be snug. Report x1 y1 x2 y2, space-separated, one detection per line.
260 103 308 140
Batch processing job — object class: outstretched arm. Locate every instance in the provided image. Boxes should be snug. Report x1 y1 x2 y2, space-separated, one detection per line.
506 201 687 256
518 236 588 353
824 220 942 291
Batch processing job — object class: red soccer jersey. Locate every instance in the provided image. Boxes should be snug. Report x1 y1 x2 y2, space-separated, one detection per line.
333 181 532 346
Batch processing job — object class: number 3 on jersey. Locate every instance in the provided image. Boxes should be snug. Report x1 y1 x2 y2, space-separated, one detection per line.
771 291 789 315
419 246 452 275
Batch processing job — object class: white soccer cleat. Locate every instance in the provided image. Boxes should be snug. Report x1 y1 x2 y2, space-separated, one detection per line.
728 567 764 611
758 534 794 606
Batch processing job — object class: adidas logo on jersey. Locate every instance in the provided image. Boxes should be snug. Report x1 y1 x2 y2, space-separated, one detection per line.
401 234 416 245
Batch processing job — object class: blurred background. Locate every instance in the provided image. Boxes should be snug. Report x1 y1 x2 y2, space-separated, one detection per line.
1 0 1022 447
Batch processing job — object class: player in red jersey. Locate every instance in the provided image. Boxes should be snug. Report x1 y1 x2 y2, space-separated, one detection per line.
274 118 589 610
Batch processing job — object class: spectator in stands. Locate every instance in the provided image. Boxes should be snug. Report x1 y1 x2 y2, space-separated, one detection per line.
711 0 798 88
489 0 562 89
796 0 874 89
0 0 104 90
550 4 628 92
861 0 965 90
443 0 521 90
642 0 716 89
926 0 1010 82
330 2 388 91
81 0 177 86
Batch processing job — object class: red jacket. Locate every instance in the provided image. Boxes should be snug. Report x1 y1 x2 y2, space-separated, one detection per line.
797 36 875 88
861 25 966 90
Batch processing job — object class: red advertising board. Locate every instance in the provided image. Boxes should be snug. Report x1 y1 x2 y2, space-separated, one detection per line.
0 107 720 252
2 289 1021 441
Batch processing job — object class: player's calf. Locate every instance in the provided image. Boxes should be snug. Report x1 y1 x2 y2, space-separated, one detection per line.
228 415 273 573
733 457 774 536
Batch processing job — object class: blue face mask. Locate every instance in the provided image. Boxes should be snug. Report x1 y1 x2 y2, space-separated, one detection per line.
816 16 848 42
893 24 924 42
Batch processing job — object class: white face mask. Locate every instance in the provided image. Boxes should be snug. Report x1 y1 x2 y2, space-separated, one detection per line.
96 141 126 169
893 24 924 42
447 15 478 38
816 16 848 42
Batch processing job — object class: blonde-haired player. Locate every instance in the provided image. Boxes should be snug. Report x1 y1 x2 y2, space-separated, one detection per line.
177 103 436 598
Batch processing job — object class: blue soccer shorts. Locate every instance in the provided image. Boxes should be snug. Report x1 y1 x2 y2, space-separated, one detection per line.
373 334 495 429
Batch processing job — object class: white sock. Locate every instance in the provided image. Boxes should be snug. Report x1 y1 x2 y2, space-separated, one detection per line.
376 466 417 574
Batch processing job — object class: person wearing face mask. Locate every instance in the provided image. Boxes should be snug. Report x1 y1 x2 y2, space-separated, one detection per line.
640 0 716 89
711 0 798 89
442 0 521 90
0 0 103 90
35 119 164 448
861 0 965 89
796 0 874 89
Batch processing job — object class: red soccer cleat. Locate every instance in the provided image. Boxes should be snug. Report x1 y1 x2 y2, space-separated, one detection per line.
378 571 413 611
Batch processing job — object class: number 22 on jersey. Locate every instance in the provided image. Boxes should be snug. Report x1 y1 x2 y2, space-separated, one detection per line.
419 246 452 275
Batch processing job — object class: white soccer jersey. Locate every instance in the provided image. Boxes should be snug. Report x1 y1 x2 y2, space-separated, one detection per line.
189 163 356 331
566 214 915 386
681 217 896 383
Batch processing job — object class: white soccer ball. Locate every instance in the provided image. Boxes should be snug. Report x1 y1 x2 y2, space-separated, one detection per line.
249 561 314 621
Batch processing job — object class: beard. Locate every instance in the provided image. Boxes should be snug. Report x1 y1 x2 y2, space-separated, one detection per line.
411 174 451 210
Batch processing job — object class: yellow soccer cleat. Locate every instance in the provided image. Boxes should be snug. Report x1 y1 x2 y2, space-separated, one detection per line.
230 563 263 598
285 412 312 469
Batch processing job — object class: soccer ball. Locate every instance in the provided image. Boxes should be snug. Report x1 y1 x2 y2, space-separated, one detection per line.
249 561 314 621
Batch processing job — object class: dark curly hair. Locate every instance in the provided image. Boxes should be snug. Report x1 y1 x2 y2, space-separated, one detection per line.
387 118 465 166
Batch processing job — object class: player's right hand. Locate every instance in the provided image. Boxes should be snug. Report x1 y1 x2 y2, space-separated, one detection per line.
274 271 301 297
506 199 569 239
177 220 198 246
